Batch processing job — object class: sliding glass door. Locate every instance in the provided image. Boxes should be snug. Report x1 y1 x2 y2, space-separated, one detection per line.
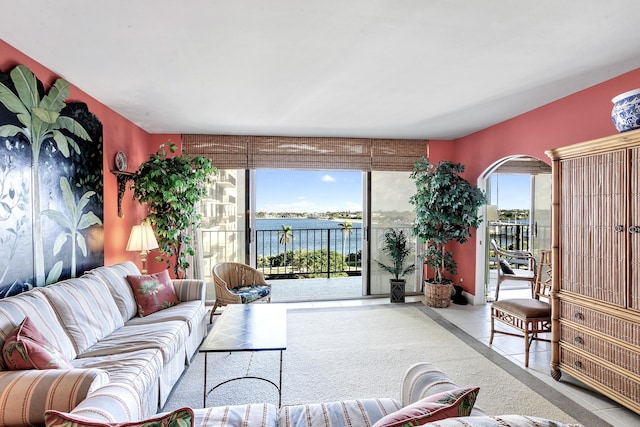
199 169 248 301
367 171 420 295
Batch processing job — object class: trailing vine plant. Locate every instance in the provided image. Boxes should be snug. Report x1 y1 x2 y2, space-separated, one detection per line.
131 142 216 278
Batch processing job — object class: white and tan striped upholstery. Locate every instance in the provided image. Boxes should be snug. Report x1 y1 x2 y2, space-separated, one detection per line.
173 279 206 303
279 399 401 427
0 288 77 364
0 263 208 426
189 404 279 427
40 275 124 355
69 382 146 423
87 261 142 322
401 362 486 417
0 368 108 426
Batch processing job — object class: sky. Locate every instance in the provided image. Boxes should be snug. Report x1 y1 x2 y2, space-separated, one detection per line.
257 170 362 213
256 170 531 213
489 174 531 210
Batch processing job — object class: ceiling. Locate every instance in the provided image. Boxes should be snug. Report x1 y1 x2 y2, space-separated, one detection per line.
3 0 640 140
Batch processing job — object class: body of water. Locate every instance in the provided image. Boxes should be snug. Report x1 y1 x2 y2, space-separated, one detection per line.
256 218 362 258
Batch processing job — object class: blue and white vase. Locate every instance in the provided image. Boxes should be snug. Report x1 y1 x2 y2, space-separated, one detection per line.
611 88 640 132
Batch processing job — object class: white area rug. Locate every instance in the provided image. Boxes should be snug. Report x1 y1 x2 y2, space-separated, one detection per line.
164 304 577 424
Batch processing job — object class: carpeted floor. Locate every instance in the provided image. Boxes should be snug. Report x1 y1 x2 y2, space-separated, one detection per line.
163 304 600 426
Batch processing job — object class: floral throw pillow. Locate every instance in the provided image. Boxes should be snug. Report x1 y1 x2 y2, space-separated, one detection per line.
372 387 480 427
2 316 73 370
126 270 180 317
44 407 194 427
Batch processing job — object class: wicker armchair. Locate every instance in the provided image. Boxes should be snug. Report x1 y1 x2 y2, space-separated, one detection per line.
490 239 537 301
209 262 271 323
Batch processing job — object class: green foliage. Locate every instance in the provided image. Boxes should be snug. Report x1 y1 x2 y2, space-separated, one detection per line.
292 249 348 278
132 142 216 278
261 249 349 277
375 228 416 280
409 158 486 283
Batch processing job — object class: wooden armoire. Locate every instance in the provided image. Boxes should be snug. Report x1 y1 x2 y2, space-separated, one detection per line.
546 128 640 415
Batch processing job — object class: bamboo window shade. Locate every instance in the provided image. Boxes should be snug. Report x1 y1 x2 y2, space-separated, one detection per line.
181 134 428 171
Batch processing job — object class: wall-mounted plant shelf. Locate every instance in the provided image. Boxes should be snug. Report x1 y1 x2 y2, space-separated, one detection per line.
110 170 134 218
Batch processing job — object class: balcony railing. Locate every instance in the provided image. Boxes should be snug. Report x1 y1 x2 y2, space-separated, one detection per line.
488 221 551 268
256 227 362 279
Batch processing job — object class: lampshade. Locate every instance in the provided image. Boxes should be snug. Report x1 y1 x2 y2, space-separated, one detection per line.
486 205 499 222
126 224 159 252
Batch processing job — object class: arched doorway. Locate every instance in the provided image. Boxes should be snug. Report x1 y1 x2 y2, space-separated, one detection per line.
473 156 552 304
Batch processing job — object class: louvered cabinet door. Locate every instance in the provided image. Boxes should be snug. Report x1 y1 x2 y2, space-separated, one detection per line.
559 150 626 307
629 147 640 312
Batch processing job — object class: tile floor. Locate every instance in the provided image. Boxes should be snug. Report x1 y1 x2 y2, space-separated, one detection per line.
277 288 640 427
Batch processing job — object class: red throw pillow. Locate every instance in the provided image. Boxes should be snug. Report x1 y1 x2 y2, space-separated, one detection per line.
2 317 73 370
44 407 194 427
126 270 179 317
372 387 480 427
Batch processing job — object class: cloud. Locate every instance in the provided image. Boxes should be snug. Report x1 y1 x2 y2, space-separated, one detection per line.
321 175 336 183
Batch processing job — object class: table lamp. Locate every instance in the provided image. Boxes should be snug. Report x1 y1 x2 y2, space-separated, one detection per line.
126 223 159 274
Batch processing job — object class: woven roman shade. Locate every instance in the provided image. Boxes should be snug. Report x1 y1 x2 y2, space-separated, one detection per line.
182 134 427 171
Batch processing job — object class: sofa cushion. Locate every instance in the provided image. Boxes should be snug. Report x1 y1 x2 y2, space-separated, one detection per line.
88 262 142 322
78 320 188 365
420 415 584 426
125 300 205 335
126 270 180 317
45 407 194 427
2 316 73 370
232 285 271 304
72 348 164 399
372 387 479 427
0 289 77 366
190 404 278 427
279 398 401 427
41 276 124 355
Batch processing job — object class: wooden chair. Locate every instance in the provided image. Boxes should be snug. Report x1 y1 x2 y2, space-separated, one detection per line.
490 239 537 301
209 262 272 323
489 250 552 367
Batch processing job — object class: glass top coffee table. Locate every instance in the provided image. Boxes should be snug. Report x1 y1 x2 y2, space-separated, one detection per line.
200 303 287 407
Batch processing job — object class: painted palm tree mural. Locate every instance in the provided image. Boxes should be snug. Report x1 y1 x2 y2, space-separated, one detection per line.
0 64 103 298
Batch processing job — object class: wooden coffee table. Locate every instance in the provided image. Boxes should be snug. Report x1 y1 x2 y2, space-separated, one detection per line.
200 304 287 407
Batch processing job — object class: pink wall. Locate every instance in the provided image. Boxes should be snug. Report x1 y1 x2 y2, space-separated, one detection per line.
429 67 640 295
0 40 182 273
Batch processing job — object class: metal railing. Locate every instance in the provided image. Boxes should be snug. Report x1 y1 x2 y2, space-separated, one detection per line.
256 227 362 279
488 221 551 268
490 222 530 251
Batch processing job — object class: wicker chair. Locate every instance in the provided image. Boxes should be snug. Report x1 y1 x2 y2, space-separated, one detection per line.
490 239 537 301
209 262 271 323
489 250 552 367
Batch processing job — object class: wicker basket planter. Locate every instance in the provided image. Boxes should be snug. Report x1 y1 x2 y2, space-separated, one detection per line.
424 281 453 308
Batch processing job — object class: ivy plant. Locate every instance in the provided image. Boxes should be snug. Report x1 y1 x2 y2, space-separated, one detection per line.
131 142 216 278
409 158 486 284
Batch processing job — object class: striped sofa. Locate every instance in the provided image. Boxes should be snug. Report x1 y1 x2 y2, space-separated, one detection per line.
0 261 207 427
131 362 581 427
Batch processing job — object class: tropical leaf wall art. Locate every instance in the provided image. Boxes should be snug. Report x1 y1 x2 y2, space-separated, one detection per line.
0 64 104 298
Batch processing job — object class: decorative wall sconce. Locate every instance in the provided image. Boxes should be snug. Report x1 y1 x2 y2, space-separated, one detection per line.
126 223 159 274
111 151 133 218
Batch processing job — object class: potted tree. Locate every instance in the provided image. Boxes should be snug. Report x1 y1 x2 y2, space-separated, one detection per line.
131 142 216 278
409 158 486 307
375 228 416 303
